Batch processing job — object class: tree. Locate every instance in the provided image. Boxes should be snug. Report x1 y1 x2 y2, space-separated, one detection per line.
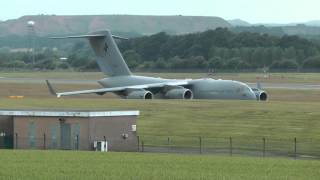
270 59 298 70
154 58 167 69
208 56 224 69
225 57 243 70
251 48 264 68
283 47 297 59
35 57 57 70
5 60 26 69
302 56 320 69
168 56 185 69
123 50 141 69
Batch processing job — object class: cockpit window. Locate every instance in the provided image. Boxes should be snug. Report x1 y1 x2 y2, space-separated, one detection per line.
241 84 254 94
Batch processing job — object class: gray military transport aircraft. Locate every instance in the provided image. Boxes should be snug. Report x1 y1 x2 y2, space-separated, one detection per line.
46 30 267 101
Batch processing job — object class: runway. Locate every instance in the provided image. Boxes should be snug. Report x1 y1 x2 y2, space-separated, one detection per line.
247 83 320 90
0 77 319 90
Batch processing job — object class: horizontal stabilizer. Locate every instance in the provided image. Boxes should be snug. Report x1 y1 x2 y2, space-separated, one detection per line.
50 34 128 40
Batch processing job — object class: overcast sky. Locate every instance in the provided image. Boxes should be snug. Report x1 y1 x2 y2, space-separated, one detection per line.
2 0 320 23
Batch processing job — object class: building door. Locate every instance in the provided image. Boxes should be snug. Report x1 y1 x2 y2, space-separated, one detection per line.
60 123 71 150
0 135 13 149
3 135 13 149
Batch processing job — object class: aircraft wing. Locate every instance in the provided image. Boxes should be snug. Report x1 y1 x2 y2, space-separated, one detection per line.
46 80 189 98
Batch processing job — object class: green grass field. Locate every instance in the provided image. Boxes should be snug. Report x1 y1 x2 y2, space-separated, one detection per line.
0 150 319 180
1 71 320 83
140 72 320 83
1 98 320 140
0 72 320 178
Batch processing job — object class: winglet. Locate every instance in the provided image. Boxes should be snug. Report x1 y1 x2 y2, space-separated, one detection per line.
45 80 59 97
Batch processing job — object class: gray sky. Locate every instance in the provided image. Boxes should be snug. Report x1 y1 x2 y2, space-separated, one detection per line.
2 0 320 23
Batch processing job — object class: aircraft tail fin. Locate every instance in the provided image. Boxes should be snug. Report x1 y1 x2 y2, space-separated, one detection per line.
51 30 132 77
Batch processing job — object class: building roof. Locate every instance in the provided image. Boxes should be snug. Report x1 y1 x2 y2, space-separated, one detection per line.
0 110 139 117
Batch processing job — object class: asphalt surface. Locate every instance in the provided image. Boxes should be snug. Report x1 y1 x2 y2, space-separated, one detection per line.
0 77 320 90
247 82 320 90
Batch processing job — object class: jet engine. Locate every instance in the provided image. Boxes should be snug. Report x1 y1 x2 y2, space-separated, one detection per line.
164 88 193 99
253 90 268 101
126 90 153 99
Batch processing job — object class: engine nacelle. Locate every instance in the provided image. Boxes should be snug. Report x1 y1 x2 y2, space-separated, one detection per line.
164 88 193 99
126 90 153 99
253 90 268 101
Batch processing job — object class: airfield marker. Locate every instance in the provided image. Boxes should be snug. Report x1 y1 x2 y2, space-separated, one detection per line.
137 136 140 152
167 137 170 153
263 137 266 157
199 137 202 154
229 137 233 156
294 138 297 159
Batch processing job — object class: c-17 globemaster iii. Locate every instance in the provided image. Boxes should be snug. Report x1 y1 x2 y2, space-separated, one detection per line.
46 30 267 101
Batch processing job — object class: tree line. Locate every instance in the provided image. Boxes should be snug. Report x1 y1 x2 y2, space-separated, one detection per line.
1 28 320 71
118 28 320 71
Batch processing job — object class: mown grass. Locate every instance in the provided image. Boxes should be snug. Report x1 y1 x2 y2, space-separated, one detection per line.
0 71 104 79
0 75 319 153
266 88 320 102
1 71 320 83
0 150 319 180
0 73 319 178
140 72 320 83
0 80 320 101
1 98 320 140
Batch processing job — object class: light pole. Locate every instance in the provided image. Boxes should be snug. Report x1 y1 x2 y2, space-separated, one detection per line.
27 21 36 65
60 57 73 71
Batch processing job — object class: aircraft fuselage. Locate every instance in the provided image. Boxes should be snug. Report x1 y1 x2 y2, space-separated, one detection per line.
98 75 257 100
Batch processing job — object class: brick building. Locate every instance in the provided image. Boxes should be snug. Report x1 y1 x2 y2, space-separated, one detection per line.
0 110 139 151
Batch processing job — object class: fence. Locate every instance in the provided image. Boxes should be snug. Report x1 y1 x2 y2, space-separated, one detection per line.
1 134 320 159
137 135 320 159
0 133 135 151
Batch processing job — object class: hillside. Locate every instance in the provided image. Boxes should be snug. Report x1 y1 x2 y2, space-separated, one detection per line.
0 15 231 36
228 19 251 26
1 28 319 71
305 20 320 26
